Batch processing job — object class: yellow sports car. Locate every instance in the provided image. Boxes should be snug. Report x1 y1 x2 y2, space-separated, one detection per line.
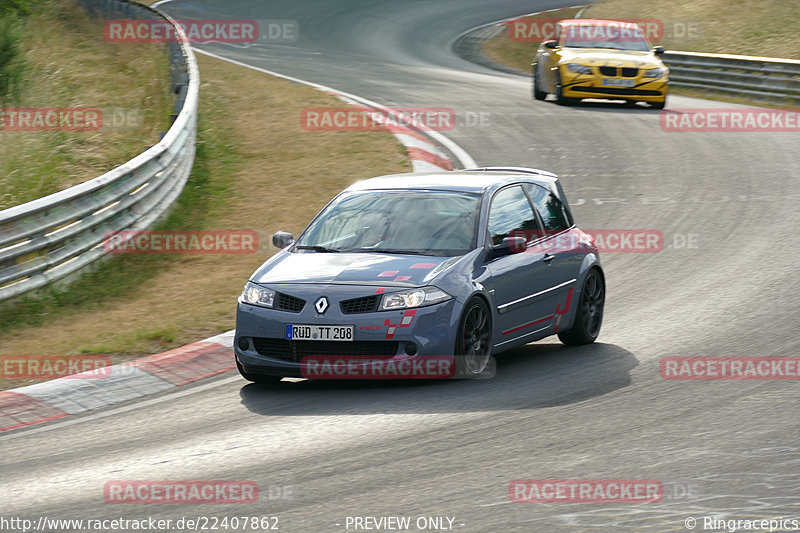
532 19 668 108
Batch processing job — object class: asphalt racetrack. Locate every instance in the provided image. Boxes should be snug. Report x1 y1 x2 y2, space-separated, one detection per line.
2 1 799 531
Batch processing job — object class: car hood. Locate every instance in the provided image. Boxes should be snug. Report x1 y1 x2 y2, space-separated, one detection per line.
560 49 663 68
253 252 459 287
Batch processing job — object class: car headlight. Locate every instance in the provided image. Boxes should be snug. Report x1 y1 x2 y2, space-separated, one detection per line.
643 67 667 78
381 286 452 310
239 282 275 308
566 63 592 75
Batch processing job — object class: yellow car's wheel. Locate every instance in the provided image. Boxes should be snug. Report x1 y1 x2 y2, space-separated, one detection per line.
555 79 578 106
532 66 547 101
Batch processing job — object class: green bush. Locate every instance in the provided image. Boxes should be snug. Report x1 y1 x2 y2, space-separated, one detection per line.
0 0 45 17
0 16 26 106
0 0 43 105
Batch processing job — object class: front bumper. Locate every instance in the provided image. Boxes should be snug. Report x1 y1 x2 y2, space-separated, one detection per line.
234 284 459 378
561 67 668 102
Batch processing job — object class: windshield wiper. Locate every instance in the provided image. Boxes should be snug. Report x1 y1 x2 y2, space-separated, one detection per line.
370 249 430 255
295 245 342 253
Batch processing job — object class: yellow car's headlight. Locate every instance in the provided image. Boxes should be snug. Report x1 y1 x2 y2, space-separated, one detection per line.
566 63 592 75
643 67 668 78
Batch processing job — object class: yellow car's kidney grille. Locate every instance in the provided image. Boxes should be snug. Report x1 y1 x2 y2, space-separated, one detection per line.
599 66 639 78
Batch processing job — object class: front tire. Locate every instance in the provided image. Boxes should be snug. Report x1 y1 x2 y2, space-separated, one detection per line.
555 79 578 106
558 269 605 345
532 66 547 100
650 97 667 110
455 297 493 377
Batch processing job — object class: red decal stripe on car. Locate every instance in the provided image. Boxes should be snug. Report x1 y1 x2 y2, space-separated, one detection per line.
502 315 554 336
384 309 417 339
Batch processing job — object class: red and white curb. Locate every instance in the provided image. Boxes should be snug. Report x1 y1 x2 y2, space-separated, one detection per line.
0 331 235 433
330 94 454 172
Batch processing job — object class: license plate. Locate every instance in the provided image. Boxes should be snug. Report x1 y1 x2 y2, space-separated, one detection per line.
602 78 636 87
286 324 354 341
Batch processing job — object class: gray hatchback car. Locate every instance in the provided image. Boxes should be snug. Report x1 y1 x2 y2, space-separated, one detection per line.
234 167 604 383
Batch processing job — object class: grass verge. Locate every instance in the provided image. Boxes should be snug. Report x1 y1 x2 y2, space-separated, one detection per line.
580 0 800 58
0 50 410 390
0 0 172 210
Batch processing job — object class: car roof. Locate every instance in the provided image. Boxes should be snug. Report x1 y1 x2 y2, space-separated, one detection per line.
345 168 559 195
558 18 642 29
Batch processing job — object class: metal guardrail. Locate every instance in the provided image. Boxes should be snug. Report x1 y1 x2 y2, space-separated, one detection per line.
662 51 800 103
452 24 530 77
0 0 198 302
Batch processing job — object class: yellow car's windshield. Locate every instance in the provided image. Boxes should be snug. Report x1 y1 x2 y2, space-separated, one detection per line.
562 25 650 52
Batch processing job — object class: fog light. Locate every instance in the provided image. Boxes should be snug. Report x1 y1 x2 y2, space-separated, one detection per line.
238 337 250 351
405 343 417 356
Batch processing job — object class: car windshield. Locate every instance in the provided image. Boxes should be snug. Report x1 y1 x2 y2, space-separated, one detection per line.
295 190 481 256
562 24 650 52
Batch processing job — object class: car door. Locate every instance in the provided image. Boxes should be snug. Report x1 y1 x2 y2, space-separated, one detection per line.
484 185 554 349
524 182 583 332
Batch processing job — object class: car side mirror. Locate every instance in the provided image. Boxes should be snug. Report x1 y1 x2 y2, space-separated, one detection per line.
544 40 558 50
490 236 527 258
653 46 665 55
272 231 294 249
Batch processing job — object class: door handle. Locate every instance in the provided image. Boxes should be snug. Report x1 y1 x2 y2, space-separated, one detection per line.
543 253 556 263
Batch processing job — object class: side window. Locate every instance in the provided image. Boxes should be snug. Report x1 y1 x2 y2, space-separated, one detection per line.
487 186 539 246
525 183 572 235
